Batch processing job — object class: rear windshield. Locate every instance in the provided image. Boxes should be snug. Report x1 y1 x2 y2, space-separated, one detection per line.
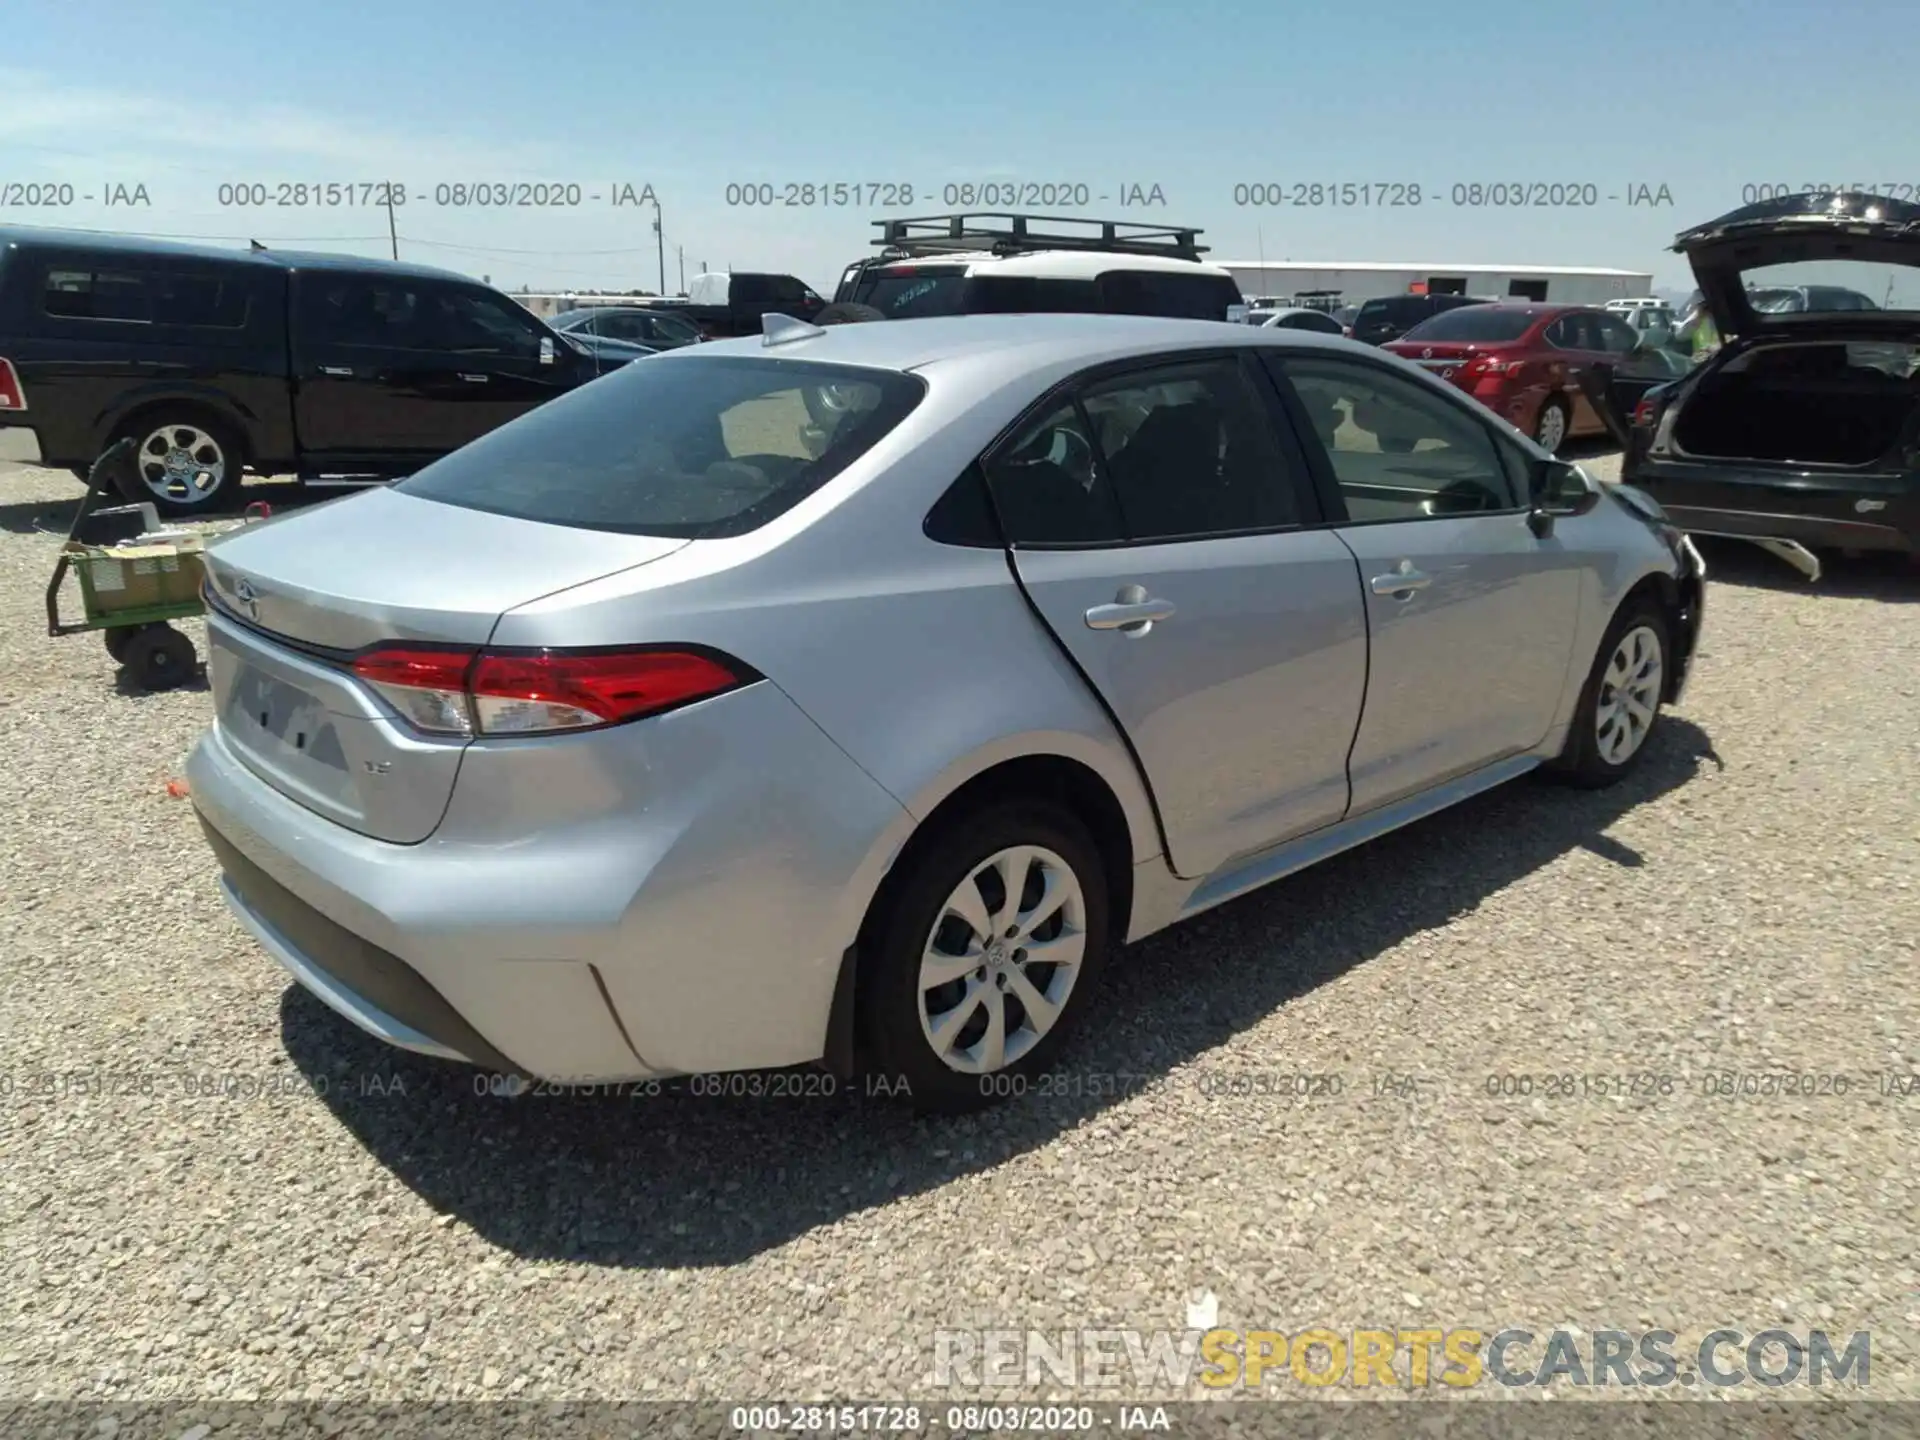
395 356 926 539
1399 307 1539 342
1357 298 1427 322
854 268 970 318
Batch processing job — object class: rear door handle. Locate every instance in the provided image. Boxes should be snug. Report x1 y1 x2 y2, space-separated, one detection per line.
1370 563 1431 597
458 372 488 383
319 366 354 377
1085 585 1176 634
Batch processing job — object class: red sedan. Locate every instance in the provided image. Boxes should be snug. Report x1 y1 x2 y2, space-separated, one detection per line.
1383 302 1646 453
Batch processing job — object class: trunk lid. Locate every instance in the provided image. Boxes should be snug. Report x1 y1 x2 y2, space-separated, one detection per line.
202 487 687 842
1383 338 1503 381
1675 190 1920 339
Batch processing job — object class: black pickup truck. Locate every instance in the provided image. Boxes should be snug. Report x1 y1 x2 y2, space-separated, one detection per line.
644 271 828 337
0 227 649 514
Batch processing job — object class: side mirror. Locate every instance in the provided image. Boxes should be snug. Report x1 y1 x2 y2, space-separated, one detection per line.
1527 458 1600 537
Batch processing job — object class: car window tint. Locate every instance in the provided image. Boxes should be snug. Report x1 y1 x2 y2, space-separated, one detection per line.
1274 357 1518 521
1596 315 1639 353
305 279 426 348
1080 359 1299 539
982 402 1125 545
41 267 250 327
397 356 925 538
433 289 545 357
969 276 1102 313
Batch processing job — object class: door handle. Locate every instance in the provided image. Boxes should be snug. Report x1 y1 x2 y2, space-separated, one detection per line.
458 372 489 383
1370 562 1431 597
1085 585 1176 634
319 366 354 377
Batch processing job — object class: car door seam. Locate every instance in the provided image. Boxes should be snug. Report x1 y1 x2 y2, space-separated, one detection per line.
1326 528 1370 821
997 546 1179 871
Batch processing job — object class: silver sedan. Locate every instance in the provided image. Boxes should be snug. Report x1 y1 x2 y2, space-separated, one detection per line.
186 313 1705 1112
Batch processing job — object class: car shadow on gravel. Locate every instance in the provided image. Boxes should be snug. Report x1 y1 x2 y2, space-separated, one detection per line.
1691 536 1920 604
280 716 1720 1269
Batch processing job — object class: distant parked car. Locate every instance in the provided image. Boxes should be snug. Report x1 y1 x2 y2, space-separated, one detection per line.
1745 284 1880 314
550 306 706 349
1385 302 1674 452
1619 190 1920 578
1349 293 1490 346
1253 307 1346 334
825 214 1243 324
182 313 1702 1112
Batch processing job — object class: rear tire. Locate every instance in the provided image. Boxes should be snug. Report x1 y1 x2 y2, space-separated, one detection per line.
1533 396 1571 454
858 800 1112 1114
110 411 246 517
120 623 199 692
1545 600 1671 788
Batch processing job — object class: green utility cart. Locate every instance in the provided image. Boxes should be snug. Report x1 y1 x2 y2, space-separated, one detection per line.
45 437 210 691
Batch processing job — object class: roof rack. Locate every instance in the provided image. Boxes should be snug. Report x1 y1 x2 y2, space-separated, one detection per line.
871 213 1208 261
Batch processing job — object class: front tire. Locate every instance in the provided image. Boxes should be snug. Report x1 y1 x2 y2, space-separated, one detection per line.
1546 601 1670 788
858 801 1112 1113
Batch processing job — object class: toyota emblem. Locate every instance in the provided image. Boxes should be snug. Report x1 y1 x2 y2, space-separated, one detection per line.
1421 347 1433 358
232 578 258 617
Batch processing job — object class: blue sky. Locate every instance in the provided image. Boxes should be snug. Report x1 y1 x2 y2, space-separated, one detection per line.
7 0 1917 295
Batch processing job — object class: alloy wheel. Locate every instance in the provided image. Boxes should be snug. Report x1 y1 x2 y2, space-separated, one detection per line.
136 424 228 506
1595 624 1664 764
917 844 1087 1074
1535 401 1568 453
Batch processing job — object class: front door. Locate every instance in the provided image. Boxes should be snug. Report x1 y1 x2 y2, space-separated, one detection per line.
1268 354 1582 814
984 354 1370 878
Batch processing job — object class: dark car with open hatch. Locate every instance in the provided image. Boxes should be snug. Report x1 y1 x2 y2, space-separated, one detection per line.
1616 192 1920 580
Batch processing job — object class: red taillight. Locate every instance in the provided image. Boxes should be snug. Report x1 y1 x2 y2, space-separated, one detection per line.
469 649 745 734
0 358 27 411
1632 394 1664 428
350 643 750 737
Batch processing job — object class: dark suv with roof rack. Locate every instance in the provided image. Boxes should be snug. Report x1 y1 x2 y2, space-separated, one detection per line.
0 227 644 514
821 213 1245 324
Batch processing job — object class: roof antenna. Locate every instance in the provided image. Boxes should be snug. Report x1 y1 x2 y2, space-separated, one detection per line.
762 312 826 346
249 239 266 252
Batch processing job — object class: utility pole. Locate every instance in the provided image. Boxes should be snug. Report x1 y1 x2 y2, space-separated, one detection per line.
678 246 685 295
652 196 665 297
385 190 399 260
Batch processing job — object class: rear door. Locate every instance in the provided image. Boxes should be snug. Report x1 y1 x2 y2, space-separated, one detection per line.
985 352 1369 878
1267 353 1581 815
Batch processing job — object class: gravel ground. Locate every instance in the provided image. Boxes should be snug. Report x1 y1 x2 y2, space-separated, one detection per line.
2 453 1918 1409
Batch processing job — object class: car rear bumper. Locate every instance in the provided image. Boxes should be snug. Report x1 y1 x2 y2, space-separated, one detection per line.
186 680 913 1082
0 425 43 464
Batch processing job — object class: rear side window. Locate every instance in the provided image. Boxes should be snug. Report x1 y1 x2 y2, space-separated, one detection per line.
1095 270 1241 320
968 276 1101 313
300 278 426 348
395 356 926 539
42 266 251 327
1080 359 1300 539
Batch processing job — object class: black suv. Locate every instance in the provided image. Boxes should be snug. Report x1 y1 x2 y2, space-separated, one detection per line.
0 227 645 514
1349 293 1491 346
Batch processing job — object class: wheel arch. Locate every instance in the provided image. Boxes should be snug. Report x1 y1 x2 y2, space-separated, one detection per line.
99 388 260 463
1616 566 1694 702
822 747 1148 1078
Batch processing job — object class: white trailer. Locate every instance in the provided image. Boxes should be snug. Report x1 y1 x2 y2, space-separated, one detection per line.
1220 261 1655 308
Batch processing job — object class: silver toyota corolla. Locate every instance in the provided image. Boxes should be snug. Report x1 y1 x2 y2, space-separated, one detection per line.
186 313 1705 1111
